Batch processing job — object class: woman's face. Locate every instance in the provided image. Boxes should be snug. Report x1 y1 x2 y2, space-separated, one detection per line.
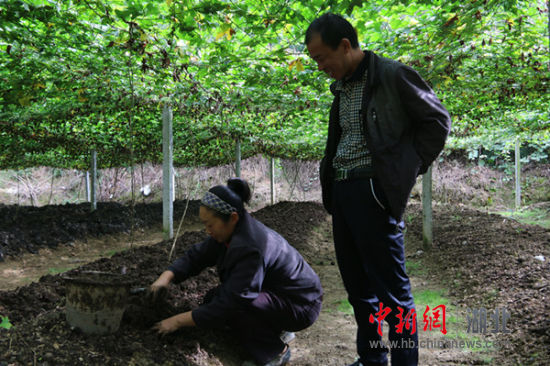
199 206 239 244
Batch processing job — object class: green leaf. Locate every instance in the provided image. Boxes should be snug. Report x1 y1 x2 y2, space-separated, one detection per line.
1 316 13 330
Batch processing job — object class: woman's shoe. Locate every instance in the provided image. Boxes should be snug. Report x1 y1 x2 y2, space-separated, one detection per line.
280 331 296 344
265 345 290 366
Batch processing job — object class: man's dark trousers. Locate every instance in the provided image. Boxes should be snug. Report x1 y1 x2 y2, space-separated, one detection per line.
332 177 418 366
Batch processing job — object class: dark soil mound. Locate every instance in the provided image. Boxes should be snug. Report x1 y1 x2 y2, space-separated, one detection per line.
0 201 330 365
1 200 549 365
0 200 202 260
0 230 234 365
405 203 550 365
252 201 331 262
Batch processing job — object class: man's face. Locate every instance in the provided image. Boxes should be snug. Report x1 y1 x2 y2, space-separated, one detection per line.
307 33 352 80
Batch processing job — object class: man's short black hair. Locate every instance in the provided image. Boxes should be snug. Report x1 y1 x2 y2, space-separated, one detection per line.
305 13 359 50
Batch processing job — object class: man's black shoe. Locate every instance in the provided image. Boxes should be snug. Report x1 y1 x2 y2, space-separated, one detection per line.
347 361 388 366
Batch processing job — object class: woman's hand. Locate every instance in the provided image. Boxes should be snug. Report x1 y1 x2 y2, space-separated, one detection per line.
152 311 196 335
152 315 182 335
151 270 174 291
149 271 174 302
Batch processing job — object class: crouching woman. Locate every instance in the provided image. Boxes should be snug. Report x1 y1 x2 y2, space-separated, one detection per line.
150 178 323 366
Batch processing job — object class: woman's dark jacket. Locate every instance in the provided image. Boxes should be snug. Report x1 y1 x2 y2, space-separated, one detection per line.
320 51 452 220
168 212 323 329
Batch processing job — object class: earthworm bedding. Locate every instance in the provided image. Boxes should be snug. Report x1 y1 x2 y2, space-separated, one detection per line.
0 201 549 365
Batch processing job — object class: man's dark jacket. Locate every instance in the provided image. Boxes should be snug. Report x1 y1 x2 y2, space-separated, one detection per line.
168 212 323 329
320 51 451 220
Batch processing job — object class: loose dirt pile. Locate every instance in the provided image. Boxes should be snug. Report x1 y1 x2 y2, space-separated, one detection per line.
0 202 327 365
405 203 550 365
0 200 202 260
0 230 239 366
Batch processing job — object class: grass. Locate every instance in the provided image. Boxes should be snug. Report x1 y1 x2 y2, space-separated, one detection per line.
496 207 550 229
326 272 501 360
412 288 459 337
405 259 426 276
413 288 459 337
411 288 501 356
413 288 449 308
334 288 455 321
103 249 122 257
335 299 354 315
48 267 72 275
450 214 463 222
485 288 499 302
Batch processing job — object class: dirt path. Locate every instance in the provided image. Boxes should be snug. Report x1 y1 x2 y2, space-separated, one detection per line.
0 224 202 292
0 229 161 291
284 261 494 366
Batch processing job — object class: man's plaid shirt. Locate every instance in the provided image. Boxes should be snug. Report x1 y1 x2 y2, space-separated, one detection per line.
332 56 372 170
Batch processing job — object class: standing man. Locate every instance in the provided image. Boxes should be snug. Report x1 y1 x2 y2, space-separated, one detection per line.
305 13 451 366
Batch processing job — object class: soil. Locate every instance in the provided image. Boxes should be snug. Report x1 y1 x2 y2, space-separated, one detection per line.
0 200 202 260
405 202 550 365
0 200 549 365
